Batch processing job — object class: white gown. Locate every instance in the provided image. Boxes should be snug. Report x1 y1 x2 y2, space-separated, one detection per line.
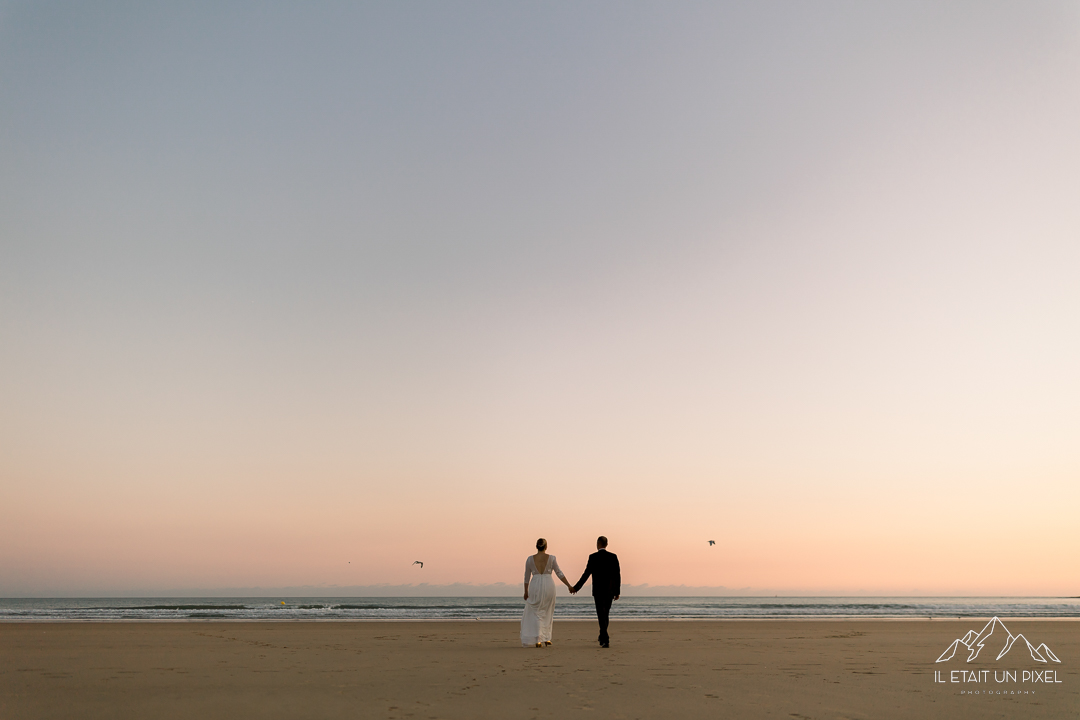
520 554 567 647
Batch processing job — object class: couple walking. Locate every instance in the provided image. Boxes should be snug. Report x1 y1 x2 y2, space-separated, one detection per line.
520 535 621 649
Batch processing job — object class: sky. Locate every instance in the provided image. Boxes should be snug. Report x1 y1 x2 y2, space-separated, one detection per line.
2 1 1078 597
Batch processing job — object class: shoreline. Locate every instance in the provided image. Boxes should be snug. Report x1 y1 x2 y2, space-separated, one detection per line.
5 615 1080 623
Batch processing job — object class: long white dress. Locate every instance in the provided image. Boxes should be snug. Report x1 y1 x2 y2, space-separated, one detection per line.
520 554 566 647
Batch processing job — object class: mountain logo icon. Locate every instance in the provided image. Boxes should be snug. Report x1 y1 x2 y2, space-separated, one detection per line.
936 617 1061 664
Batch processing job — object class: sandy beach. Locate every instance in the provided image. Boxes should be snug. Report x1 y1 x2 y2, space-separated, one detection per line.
2 620 1077 719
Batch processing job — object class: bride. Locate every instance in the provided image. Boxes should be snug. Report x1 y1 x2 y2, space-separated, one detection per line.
521 538 575 647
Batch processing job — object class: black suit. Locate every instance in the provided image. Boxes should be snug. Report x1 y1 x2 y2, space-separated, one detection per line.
572 549 621 645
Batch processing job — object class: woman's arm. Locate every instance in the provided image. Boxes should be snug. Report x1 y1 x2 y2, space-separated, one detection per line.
523 557 533 600
552 557 574 591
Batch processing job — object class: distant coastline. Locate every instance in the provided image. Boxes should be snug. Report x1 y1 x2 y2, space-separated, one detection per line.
5 585 1074 599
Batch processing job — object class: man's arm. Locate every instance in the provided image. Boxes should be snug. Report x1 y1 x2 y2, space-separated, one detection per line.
572 557 594 593
613 556 621 600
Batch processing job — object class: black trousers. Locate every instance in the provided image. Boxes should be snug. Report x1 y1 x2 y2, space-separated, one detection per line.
594 595 614 644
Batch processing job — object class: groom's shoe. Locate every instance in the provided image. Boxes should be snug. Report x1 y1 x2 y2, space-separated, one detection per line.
600 642 610 648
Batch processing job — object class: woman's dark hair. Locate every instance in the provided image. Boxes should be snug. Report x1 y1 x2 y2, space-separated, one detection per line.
536 538 547 551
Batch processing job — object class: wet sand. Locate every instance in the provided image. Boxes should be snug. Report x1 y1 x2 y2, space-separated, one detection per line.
2 620 1078 719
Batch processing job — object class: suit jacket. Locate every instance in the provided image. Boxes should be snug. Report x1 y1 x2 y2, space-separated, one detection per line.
573 549 621 598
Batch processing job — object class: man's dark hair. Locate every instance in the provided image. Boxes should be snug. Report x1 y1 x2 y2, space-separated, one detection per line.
597 536 608 548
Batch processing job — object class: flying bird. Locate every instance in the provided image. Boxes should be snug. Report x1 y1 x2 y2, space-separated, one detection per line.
708 540 716 546
413 561 424 569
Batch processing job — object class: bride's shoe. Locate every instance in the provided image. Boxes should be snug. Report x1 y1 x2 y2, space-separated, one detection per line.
544 641 552 646
535 642 543 648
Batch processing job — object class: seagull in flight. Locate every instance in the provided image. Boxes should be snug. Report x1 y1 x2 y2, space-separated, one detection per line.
413 561 424 569
708 540 716 546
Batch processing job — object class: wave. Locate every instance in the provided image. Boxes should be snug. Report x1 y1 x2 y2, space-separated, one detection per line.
119 605 249 611
2 597 1078 622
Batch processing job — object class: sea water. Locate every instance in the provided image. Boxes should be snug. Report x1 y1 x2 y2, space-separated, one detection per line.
2 597 1078 621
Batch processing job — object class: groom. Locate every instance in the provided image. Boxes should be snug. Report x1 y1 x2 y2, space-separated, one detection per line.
572 536 621 648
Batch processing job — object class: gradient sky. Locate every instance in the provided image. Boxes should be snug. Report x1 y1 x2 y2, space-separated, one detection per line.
2 1 1078 597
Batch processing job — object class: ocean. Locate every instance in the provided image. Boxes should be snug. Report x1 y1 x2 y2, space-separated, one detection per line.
2 596 1078 621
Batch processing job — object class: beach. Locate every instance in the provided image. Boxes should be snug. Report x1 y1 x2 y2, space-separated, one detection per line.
2 620 1077 719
